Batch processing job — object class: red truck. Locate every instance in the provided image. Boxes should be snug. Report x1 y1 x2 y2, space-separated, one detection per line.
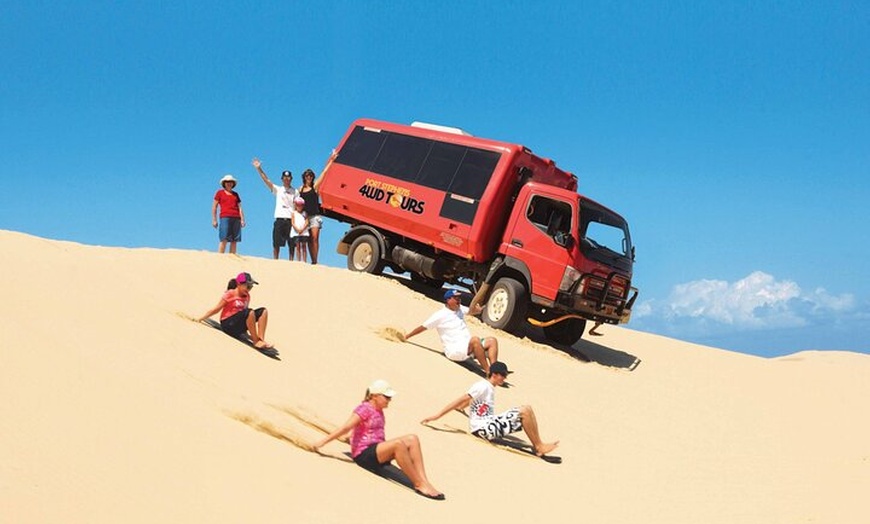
319 118 637 345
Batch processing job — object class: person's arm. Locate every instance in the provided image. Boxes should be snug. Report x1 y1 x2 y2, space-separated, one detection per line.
211 199 219 228
239 202 245 228
313 412 361 450
252 158 275 192
421 394 472 424
469 303 484 316
403 325 427 342
197 297 226 322
312 150 337 192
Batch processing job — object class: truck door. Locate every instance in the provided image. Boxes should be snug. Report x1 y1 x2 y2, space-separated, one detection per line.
504 194 575 301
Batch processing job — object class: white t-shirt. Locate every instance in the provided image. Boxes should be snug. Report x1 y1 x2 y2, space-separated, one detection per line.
467 379 496 433
422 305 471 360
271 183 299 219
290 210 309 238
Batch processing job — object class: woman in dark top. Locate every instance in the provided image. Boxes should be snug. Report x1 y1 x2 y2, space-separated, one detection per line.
299 168 323 264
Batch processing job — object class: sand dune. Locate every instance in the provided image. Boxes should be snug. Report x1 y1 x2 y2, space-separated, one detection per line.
1 230 868 523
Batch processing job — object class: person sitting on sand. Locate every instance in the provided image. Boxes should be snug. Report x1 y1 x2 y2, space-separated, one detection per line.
197 272 273 349
402 289 499 374
421 362 559 458
313 380 445 501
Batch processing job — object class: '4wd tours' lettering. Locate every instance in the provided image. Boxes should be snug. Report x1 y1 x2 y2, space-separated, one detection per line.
358 180 425 215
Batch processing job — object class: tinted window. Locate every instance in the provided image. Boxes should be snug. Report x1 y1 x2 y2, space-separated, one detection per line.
448 149 499 200
528 196 572 236
370 133 431 182
415 141 464 191
335 126 387 171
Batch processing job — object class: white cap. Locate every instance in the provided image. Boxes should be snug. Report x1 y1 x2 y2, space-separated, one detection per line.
220 174 237 185
368 379 396 398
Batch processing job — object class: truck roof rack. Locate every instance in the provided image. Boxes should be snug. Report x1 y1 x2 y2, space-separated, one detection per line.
410 121 472 136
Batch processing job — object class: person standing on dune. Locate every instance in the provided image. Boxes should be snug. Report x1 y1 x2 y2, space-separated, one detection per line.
212 175 245 254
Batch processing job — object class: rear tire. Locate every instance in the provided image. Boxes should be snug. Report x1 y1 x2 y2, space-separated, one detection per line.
482 277 528 333
347 234 384 275
543 318 587 346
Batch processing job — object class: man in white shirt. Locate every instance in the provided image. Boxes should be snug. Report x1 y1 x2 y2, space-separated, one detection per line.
403 289 499 374
252 157 299 260
420 361 559 459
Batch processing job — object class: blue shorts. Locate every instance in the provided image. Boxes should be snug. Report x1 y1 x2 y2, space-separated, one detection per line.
219 217 242 242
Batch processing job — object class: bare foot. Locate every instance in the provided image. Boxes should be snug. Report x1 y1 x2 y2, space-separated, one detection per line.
254 340 273 349
535 441 560 456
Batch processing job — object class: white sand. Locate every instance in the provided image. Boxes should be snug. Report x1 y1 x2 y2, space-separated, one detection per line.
1 230 868 523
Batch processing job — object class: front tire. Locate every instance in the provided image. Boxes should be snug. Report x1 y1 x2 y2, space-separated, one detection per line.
543 318 587 346
482 277 528 333
347 234 384 274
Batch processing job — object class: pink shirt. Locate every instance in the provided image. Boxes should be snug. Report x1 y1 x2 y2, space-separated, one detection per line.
350 402 385 458
220 289 249 320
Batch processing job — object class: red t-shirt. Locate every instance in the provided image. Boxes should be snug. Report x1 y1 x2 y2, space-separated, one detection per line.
220 289 249 320
214 190 241 218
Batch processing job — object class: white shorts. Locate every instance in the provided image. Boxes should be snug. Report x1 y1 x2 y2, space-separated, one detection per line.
472 408 523 440
443 336 471 361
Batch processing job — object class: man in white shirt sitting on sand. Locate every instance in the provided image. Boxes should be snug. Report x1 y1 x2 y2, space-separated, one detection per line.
403 289 499 374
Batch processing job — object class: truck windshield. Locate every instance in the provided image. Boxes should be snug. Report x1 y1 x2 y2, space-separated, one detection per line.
579 199 633 271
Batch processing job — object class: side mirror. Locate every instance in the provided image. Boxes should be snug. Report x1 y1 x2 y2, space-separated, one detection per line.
554 231 574 249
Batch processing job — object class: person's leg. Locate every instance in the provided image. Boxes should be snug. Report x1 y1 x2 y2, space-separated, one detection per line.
376 435 442 497
298 239 308 263
517 405 559 456
246 308 271 348
467 337 490 374
309 225 320 264
228 218 241 254
218 218 229 253
483 337 499 367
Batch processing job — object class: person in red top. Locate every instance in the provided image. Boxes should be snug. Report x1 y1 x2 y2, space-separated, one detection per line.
212 174 246 254
197 272 272 349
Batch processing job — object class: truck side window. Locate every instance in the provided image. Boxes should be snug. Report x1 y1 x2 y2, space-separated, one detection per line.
527 197 572 237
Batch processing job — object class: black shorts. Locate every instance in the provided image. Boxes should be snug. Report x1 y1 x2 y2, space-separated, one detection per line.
353 443 388 472
220 307 265 338
272 218 293 248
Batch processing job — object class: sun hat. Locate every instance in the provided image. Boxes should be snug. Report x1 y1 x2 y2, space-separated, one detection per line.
236 272 258 286
443 289 462 300
220 174 237 186
368 379 396 398
489 362 513 376
281 170 292 178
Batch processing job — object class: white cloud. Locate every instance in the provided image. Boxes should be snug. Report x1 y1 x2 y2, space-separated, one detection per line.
635 271 857 335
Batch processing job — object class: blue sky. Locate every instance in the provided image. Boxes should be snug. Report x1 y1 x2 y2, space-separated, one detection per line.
2 1 868 357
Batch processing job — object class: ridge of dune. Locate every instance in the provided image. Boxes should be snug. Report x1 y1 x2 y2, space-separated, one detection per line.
2 229 868 524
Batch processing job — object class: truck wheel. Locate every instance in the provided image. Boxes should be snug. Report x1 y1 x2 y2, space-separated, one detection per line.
347 234 384 274
543 318 587 346
482 278 528 333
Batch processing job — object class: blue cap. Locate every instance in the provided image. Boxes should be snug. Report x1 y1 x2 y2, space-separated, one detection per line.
443 289 462 300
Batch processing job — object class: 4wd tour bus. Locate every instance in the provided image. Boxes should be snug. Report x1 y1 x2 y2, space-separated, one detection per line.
319 118 637 345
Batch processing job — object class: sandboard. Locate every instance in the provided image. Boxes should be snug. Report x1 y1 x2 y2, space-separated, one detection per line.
201 318 280 360
428 422 562 464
